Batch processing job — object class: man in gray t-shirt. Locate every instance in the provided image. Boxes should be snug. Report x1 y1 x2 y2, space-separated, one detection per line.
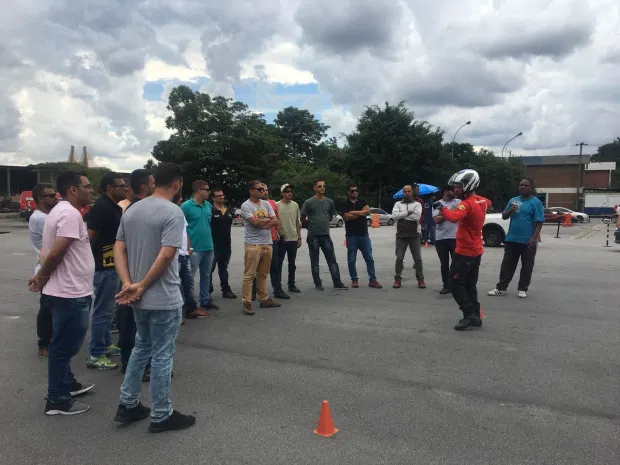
432 185 461 294
114 163 196 432
239 181 281 314
300 179 347 291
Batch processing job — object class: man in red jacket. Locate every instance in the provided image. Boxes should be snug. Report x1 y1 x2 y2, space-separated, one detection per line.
435 169 491 331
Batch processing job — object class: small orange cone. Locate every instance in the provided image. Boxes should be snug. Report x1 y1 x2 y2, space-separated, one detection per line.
562 213 572 227
313 400 339 437
371 213 380 228
424 241 429 248
343 239 346 247
480 307 485 319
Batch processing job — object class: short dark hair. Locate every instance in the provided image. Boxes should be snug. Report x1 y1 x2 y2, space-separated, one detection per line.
32 184 52 204
99 172 123 194
521 177 535 187
154 163 184 187
211 187 223 194
56 171 85 197
440 185 454 197
192 179 208 193
347 184 357 191
314 179 325 186
130 169 152 194
248 180 262 189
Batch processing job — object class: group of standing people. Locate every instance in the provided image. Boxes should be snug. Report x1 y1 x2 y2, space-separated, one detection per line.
25 162 544 429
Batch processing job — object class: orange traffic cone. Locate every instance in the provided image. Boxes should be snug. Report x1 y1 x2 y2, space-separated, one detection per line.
371 213 380 228
562 213 572 227
480 307 485 319
343 239 346 247
424 241 429 248
313 400 339 437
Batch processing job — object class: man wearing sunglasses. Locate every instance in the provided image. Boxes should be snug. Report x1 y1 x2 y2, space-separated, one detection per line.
275 183 302 294
86 172 126 371
29 183 58 358
210 187 237 299
182 180 218 312
28 171 95 415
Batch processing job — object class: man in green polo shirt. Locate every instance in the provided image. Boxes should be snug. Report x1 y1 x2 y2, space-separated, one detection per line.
181 180 218 311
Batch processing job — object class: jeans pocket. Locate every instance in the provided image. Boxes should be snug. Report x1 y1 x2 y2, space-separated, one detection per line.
68 296 92 310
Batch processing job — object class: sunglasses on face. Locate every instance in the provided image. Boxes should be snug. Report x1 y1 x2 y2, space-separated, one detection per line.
214 194 225 198
42 194 57 199
114 184 127 189
252 187 265 192
349 189 358 193
316 185 325 189
283 190 292 194
200 187 210 192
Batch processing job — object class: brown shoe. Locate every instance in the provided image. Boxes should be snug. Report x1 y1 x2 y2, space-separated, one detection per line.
351 279 359 288
260 298 281 308
393 278 402 289
38 347 49 358
369 280 383 289
243 303 255 315
186 309 209 319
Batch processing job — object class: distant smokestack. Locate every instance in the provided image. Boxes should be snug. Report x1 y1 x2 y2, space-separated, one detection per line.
68 145 77 164
81 146 89 168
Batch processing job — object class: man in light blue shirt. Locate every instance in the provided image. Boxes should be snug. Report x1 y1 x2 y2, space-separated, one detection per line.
488 178 544 299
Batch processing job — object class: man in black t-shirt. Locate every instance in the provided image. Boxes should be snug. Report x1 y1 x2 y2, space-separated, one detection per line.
210 187 237 298
86 172 126 371
341 184 382 289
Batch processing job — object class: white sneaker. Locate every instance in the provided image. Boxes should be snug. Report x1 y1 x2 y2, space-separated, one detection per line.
517 290 527 298
488 289 507 296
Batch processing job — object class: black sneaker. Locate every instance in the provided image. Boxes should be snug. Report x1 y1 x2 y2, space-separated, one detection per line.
204 302 219 311
222 289 237 299
470 315 483 328
333 282 348 290
273 289 291 300
315 284 324 291
114 402 151 424
439 287 451 295
69 380 95 397
45 399 90 416
148 410 196 433
288 285 301 293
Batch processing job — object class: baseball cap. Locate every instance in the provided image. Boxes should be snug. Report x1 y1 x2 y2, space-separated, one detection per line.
281 183 294 193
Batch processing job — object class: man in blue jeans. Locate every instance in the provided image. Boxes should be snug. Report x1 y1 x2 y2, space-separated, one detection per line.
28 170 96 415
86 172 126 370
113 163 195 433
181 180 218 311
341 184 382 289
300 179 348 291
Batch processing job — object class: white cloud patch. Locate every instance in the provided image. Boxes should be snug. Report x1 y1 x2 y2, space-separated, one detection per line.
1 0 619 172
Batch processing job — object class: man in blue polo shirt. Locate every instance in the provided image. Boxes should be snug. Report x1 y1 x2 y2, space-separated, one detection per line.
488 177 544 299
181 180 218 311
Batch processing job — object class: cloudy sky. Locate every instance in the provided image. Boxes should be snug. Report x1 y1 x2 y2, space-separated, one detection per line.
1 0 619 171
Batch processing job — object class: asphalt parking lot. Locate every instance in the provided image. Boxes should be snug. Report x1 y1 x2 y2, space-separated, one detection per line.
0 219 619 465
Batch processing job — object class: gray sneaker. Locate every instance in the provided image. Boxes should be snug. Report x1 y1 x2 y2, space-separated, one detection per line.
45 399 90 416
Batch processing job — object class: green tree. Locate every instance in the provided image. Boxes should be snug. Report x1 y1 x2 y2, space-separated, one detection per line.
144 159 158 171
151 85 285 206
274 106 329 162
344 102 448 209
591 138 620 187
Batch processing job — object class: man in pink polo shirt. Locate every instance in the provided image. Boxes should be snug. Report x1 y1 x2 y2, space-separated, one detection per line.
28 171 96 416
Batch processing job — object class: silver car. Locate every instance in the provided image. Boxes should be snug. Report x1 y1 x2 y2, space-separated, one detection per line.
330 213 344 228
366 208 394 226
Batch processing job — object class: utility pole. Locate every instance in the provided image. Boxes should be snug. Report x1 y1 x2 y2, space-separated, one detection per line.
575 142 588 211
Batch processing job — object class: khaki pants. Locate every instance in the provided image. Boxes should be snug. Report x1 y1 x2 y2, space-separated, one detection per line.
242 245 273 303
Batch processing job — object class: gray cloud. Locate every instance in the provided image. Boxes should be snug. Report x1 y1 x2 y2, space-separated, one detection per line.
480 23 593 60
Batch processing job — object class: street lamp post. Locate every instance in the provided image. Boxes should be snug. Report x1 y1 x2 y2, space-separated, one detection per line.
451 120 471 159
501 132 523 157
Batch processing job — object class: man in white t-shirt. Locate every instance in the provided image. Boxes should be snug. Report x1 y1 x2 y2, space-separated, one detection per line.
28 184 58 358
432 185 461 295
28 171 96 416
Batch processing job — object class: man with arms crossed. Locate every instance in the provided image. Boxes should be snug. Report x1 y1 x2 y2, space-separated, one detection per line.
276 183 302 294
301 179 348 291
488 177 544 299
28 171 96 415
113 163 195 432
432 185 460 295
241 180 281 315
29 183 57 357
391 185 425 289
210 187 237 299
342 184 381 289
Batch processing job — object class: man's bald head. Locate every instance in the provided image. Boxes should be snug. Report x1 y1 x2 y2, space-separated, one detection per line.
402 185 413 201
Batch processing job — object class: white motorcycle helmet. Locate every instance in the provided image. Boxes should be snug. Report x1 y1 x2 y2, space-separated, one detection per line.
448 169 480 193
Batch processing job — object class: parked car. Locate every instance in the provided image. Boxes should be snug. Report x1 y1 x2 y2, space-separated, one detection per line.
482 208 568 247
233 208 243 226
366 208 394 226
330 213 344 228
548 206 589 223
19 191 35 220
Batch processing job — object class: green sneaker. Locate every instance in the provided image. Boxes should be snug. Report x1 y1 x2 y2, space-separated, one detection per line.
87 355 118 371
105 344 121 357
